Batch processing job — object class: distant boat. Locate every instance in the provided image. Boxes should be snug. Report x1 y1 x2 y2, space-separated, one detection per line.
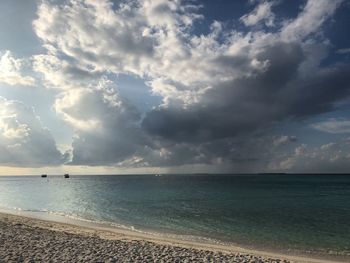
41 174 47 178
64 174 70 178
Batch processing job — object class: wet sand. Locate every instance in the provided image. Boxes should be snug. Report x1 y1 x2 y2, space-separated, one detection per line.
0 212 345 262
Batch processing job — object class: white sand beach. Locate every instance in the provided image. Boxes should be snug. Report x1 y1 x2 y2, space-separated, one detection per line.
0 211 346 263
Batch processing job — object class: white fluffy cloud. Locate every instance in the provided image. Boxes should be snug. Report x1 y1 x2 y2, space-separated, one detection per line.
33 54 100 90
0 97 68 166
33 0 272 104
34 0 346 108
240 1 276 27
0 51 35 87
281 0 344 41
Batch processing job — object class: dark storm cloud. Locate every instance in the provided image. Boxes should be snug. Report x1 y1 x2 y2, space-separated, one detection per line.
290 66 350 117
140 38 350 170
143 42 350 142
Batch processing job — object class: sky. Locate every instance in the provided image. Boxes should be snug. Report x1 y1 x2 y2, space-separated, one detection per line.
0 0 350 175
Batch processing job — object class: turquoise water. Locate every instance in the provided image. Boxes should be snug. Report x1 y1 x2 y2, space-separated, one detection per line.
0 174 349 257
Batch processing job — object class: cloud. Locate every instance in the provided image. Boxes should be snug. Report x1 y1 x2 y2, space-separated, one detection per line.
143 44 350 143
281 0 344 41
269 140 350 173
337 48 350 54
311 119 350 134
240 1 276 27
54 78 147 165
33 54 100 90
30 0 350 170
0 96 69 167
0 51 35 86
32 0 199 77
273 135 297 146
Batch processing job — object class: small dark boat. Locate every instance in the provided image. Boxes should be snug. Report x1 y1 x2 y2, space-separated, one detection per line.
41 174 47 178
64 173 70 178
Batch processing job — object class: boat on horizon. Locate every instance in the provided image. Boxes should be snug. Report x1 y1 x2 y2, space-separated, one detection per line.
64 174 70 178
41 174 47 178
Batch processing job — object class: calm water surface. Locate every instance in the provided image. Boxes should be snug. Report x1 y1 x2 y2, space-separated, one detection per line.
0 174 349 256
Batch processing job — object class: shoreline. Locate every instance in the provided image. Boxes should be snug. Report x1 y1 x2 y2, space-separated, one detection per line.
0 210 347 263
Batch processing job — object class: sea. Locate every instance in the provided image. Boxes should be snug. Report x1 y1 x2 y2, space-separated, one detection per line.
0 174 349 258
